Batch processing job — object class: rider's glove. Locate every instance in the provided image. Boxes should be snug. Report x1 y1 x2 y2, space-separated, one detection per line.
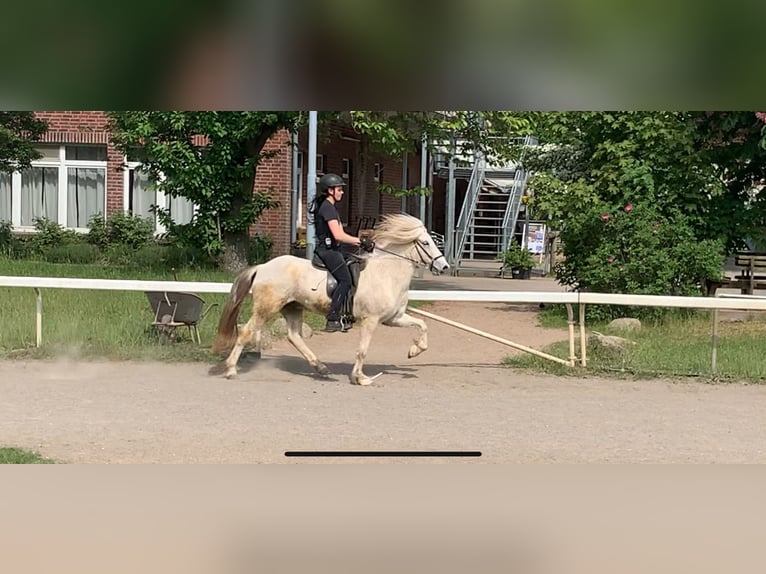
359 237 375 253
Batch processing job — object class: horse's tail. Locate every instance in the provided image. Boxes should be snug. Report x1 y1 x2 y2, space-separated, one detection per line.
211 266 258 353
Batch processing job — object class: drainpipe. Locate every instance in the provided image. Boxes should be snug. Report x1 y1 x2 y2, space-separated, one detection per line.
306 111 318 260
401 151 408 213
445 134 456 265
420 134 427 223
290 130 298 244
427 142 434 231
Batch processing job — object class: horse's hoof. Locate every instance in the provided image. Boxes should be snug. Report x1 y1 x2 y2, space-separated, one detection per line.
351 372 381 386
315 363 330 377
408 344 424 358
224 370 238 379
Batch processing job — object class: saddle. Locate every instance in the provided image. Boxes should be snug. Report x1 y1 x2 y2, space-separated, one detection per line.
312 252 363 330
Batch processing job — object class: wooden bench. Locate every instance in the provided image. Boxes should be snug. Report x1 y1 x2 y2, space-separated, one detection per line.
705 251 766 296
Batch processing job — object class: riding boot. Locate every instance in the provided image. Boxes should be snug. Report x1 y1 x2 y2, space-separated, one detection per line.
324 309 342 333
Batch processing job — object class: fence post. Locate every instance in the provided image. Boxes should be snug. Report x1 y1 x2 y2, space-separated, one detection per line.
579 303 587 367
565 303 577 366
711 307 719 373
34 288 42 347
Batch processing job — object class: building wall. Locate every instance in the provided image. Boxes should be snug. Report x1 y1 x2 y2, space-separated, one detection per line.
252 130 292 255
25 113 428 255
295 121 426 238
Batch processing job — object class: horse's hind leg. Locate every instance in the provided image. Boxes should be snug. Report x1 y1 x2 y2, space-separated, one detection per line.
224 315 266 379
350 317 380 386
383 311 428 358
281 303 330 377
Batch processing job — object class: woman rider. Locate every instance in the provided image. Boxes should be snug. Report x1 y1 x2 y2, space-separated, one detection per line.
309 173 372 332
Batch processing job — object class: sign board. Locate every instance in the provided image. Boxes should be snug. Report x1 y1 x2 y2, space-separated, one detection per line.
523 222 547 254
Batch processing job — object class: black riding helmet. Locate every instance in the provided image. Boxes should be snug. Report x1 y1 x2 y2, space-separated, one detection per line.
319 173 346 194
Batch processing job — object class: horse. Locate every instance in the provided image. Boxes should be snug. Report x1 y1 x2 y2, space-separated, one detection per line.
211 213 450 385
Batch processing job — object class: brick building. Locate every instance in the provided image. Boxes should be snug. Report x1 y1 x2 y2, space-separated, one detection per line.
0 111 432 256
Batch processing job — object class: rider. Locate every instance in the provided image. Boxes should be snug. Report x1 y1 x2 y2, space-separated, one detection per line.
309 173 373 332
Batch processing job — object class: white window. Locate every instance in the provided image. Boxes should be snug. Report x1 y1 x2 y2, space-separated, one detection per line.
342 158 350 179
316 154 325 175
2 144 107 231
123 159 195 233
0 171 12 222
373 163 383 183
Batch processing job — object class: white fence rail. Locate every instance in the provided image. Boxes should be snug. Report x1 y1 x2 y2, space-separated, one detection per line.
2 276 766 369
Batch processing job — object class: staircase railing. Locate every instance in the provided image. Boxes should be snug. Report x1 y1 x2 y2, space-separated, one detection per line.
452 158 484 265
501 169 528 251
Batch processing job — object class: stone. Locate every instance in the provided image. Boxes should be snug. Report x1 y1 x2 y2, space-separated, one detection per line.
590 331 636 351
607 318 642 331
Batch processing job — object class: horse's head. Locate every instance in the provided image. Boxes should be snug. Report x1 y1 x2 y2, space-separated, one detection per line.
412 227 450 275
372 214 450 275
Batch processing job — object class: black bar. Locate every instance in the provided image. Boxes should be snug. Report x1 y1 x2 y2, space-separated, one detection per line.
284 451 481 457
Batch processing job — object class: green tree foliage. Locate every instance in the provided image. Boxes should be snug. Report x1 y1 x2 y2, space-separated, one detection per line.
557 201 725 320
349 111 531 161
526 111 766 252
519 111 766 310
347 111 532 197
108 112 304 271
0 112 48 174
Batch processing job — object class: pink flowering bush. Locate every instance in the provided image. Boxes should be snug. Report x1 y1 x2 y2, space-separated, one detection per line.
555 201 725 320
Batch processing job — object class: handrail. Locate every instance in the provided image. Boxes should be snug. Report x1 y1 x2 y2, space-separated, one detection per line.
452 158 485 265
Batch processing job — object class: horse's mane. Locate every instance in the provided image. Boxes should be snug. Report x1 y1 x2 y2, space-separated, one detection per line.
371 213 425 246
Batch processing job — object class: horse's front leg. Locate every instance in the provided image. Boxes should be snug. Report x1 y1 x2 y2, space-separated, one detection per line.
350 317 380 386
383 311 428 358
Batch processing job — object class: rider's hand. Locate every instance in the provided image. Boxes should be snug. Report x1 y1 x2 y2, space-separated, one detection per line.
359 237 375 253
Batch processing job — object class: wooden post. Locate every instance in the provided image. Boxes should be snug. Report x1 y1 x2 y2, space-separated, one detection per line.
34 288 42 348
565 303 577 366
711 307 719 373
579 303 587 367
408 306 574 367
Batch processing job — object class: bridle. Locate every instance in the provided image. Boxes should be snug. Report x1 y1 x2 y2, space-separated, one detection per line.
371 238 445 273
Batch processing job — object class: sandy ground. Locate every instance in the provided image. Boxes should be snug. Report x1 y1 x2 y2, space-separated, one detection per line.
3 292 766 463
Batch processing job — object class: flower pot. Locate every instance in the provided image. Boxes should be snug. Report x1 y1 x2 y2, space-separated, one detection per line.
291 247 306 258
511 267 531 279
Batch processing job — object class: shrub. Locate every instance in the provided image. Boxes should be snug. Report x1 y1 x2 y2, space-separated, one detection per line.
30 218 80 253
86 213 108 248
103 244 135 266
248 235 273 264
43 243 101 264
0 220 13 256
497 239 534 270
555 201 725 321
105 212 154 248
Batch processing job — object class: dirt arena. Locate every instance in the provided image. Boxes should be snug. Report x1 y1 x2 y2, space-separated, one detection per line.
3 297 766 464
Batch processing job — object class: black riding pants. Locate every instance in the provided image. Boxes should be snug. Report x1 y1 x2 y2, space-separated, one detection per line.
316 247 352 320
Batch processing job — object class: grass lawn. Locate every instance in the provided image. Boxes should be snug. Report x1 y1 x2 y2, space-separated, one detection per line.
0 259 325 362
0 447 55 464
507 305 766 383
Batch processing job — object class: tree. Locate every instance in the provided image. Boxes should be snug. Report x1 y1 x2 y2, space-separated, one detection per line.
108 112 304 271
0 112 48 174
345 111 532 194
348 111 531 163
524 111 766 252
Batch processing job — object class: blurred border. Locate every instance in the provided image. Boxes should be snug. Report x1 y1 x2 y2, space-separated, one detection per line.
2 0 765 109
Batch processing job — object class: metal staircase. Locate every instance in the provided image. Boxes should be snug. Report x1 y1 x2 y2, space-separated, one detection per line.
454 166 529 276
500 169 528 253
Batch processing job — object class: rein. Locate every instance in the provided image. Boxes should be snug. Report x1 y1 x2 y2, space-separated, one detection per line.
371 241 441 272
